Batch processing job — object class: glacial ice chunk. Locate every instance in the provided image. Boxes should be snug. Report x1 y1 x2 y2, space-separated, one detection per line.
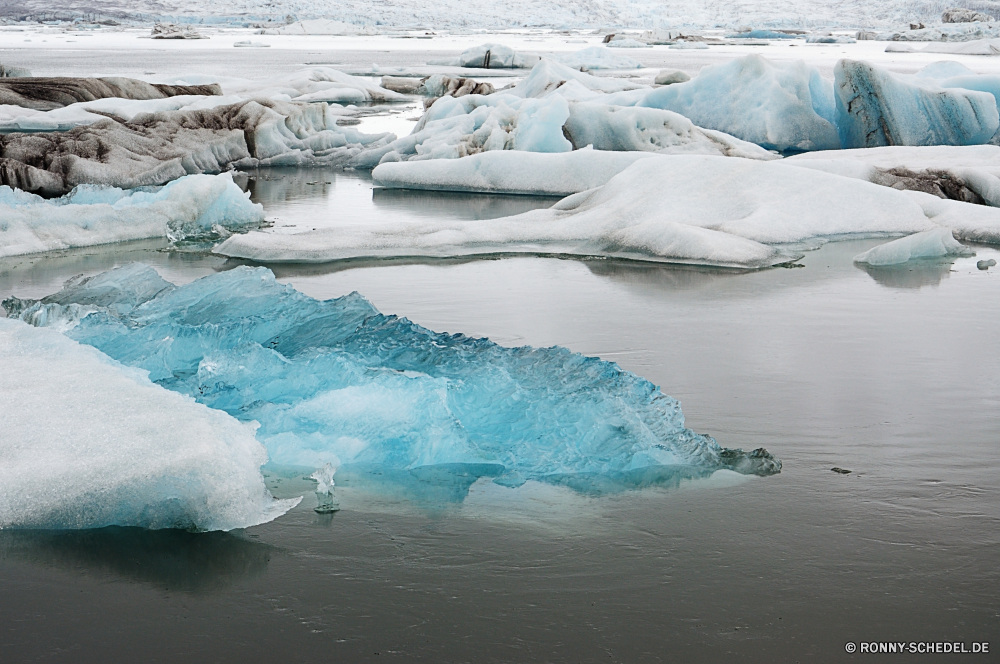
638 55 840 152
834 59 1000 149
10 265 781 493
853 227 974 265
373 150 660 195
0 173 263 258
311 464 340 513
429 43 539 69
0 318 298 531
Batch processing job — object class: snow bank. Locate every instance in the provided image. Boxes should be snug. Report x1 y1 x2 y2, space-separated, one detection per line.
10 265 780 492
372 150 659 195
0 173 263 258
834 60 1000 149
217 156 997 268
0 316 297 531
553 46 644 70
638 55 840 152
853 227 974 265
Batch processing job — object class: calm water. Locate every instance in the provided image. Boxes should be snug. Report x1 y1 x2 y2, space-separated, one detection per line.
1 168 999 662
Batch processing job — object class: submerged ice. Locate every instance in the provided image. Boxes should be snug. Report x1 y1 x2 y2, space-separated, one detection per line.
6 265 781 493
0 316 298 531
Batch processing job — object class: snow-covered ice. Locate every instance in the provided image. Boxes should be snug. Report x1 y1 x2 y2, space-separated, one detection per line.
0 173 262 258
0 315 298 531
372 149 659 195
852 227 974 265
638 55 840 152
8 265 781 491
429 43 539 69
552 46 644 70
216 155 1000 267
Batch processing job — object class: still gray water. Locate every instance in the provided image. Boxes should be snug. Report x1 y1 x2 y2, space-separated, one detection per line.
1 168 998 662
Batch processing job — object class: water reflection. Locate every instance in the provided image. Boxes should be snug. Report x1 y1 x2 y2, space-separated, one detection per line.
371 187 560 221
0 527 273 593
857 260 953 289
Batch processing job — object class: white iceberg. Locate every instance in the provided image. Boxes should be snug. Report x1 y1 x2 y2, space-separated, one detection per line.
834 59 1000 149
853 227 974 265
0 317 298 531
0 173 263 258
429 43 539 69
637 55 840 152
372 150 660 195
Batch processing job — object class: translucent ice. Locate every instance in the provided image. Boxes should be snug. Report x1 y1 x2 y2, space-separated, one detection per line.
853 227 974 266
0 173 263 258
10 265 782 493
638 55 840 152
0 317 298 531
834 59 1000 149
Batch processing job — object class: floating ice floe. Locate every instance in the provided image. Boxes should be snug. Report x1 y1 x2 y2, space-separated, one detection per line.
806 35 857 44
6 265 781 495
0 98 394 195
638 55 840 152
834 59 1000 148
429 43 540 69
787 145 1000 206
0 76 221 111
373 150 659 195
853 227 974 265
0 173 263 258
885 38 1000 54
217 156 1000 267
552 46 644 70
606 38 651 48
0 316 298 531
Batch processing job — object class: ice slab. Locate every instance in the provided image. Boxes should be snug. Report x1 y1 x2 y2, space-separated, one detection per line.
372 150 659 195
0 173 263 258
0 98 393 195
563 102 777 159
216 155 988 267
788 145 1000 207
8 265 781 493
0 317 298 531
429 43 539 69
0 76 221 111
834 59 1000 149
638 55 840 152
853 227 974 265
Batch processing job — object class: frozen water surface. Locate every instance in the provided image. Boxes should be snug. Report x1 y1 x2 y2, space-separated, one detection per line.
1 38 999 662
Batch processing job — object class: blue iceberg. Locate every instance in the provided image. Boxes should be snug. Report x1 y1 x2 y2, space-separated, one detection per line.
5 265 780 497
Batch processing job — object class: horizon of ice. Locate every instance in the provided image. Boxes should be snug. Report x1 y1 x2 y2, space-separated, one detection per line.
216 155 1000 267
7 265 782 495
0 173 263 258
373 149 659 195
834 59 1000 149
0 316 299 531
853 227 974 266
637 54 840 152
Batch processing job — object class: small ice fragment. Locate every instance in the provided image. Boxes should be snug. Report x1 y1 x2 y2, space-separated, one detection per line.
978 258 997 270
831 467 852 474
311 463 340 513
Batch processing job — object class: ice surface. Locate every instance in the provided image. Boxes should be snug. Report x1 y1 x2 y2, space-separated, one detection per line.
563 102 777 158
214 155 991 267
0 317 298 531
885 38 1000 54
0 173 263 258
852 227 974 265
605 38 650 48
10 265 782 492
654 69 691 85
834 59 1000 149
0 77 221 111
638 55 840 152
510 59 648 100
788 145 1000 207
373 149 659 195
429 43 539 69
0 98 393 194
164 67 405 103
553 46 644 70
